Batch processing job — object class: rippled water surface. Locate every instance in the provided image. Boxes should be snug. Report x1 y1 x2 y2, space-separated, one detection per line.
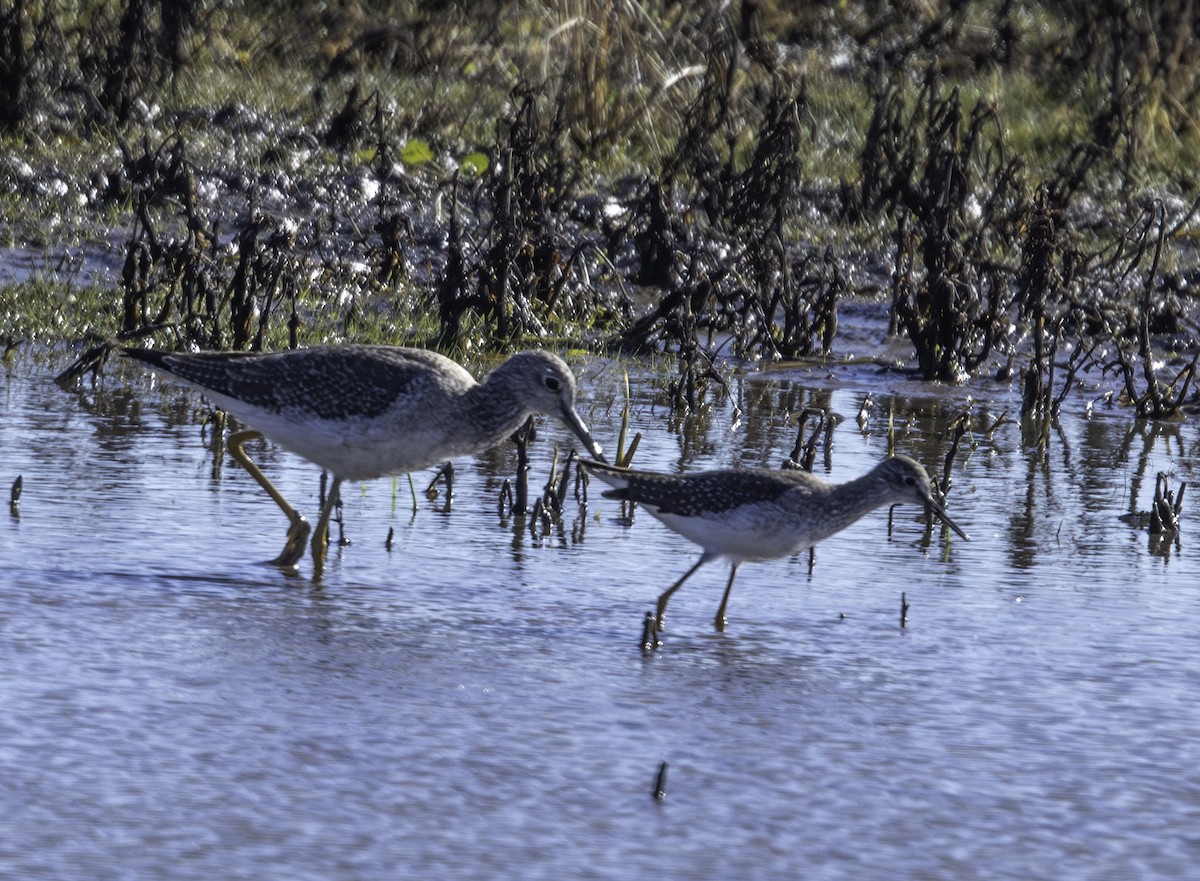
2 352 1199 880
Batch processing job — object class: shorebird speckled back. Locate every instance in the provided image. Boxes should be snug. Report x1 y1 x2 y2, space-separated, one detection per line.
582 455 967 638
124 344 604 571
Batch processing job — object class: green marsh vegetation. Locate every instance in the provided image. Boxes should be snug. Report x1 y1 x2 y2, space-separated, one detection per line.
1 0 1198 422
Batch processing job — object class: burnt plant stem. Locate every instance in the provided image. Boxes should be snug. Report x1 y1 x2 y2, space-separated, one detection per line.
512 417 532 514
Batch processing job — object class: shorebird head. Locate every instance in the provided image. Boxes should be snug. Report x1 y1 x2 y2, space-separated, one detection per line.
503 351 606 463
880 455 969 540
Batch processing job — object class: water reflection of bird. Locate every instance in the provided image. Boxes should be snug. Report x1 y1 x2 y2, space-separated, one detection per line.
124 345 604 571
582 455 967 637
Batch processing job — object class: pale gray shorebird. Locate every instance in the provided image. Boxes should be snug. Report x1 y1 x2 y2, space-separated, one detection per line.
123 345 604 571
582 455 967 636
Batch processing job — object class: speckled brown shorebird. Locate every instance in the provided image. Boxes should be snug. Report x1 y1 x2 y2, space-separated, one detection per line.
582 455 967 635
124 345 604 571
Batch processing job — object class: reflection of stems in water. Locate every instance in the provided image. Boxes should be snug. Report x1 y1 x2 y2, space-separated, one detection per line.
787 407 828 472
822 413 839 471
9 475 21 517
1021 301 1100 455
570 508 587 545
1007 452 1048 570
1021 322 1060 451
1121 421 1185 522
206 409 227 480
900 592 909 628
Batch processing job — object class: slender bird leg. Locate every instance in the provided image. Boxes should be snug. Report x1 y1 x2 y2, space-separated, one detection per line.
713 563 741 632
655 556 708 633
311 475 344 573
228 429 311 567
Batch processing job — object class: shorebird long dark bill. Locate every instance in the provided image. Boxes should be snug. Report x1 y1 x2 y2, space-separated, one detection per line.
559 404 604 462
124 345 603 572
925 496 969 541
582 454 968 638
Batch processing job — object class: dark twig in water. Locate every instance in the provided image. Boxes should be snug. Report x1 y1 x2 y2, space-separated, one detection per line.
986 412 1012 437
900 592 909 628
540 447 563 517
641 612 661 651
653 761 669 801
529 497 554 537
512 417 533 515
54 340 113 388
498 479 514 520
617 431 642 470
554 449 576 509
204 409 227 480
425 461 454 504
57 327 173 389
1150 472 1185 536
941 411 969 495
616 369 634 467
785 407 827 472
385 526 394 551
856 393 873 430
574 461 589 505
334 495 349 548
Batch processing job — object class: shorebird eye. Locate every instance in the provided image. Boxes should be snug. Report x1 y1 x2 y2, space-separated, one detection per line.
544 376 562 392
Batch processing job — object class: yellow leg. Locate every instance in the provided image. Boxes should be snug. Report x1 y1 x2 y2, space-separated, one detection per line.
654 556 708 633
714 564 741 632
228 429 311 567
310 476 343 573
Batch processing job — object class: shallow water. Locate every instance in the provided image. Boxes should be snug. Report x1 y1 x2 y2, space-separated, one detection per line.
2 352 1199 880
